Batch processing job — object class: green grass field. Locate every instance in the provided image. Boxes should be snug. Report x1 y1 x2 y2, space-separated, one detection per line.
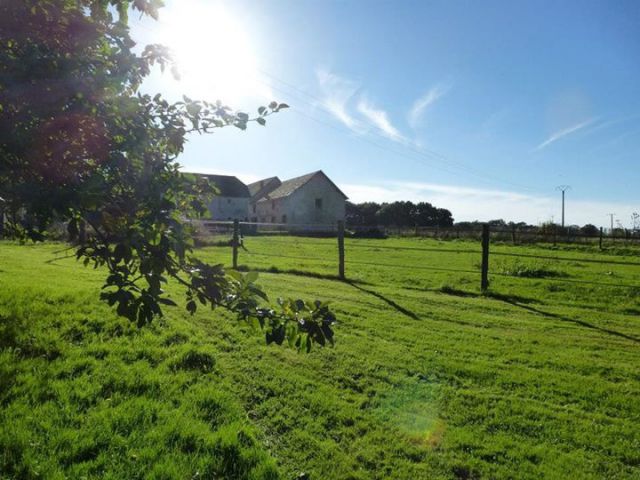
1 237 639 479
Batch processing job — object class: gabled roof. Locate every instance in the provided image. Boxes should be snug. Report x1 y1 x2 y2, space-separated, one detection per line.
198 174 250 198
247 176 281 199
258 170 348 201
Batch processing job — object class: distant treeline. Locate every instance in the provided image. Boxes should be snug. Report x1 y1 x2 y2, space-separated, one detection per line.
345 205 618 237
346 201 454 227
452 219 612 237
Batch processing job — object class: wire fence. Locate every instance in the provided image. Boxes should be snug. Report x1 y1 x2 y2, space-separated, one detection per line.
195 220 640 245
193 220 640 293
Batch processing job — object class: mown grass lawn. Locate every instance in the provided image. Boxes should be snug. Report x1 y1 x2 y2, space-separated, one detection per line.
1 238 639 479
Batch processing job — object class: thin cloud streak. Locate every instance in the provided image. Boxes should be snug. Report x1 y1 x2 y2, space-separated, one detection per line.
357 98 406 143
315 67 408 144
408 84 449 128
316 68 362 131
533 118 597 151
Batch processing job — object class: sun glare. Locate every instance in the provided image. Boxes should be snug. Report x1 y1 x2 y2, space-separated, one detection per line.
157 1 270 105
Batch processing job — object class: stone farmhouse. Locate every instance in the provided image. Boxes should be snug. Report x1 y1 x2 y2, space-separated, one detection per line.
199 174 251 221
249 171 347 226
200 170 347 226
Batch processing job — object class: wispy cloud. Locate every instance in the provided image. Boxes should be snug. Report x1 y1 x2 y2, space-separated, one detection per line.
357 97 406 143
408 84 450 128
533 118 597 151
315 68 408 144
316 68 362 131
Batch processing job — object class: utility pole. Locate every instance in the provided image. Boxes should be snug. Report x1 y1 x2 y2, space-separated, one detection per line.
556 185 571 228
608 213 615 233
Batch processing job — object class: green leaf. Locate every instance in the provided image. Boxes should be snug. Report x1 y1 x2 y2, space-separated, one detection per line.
248 285 268 302
158 297 178 307
114 243 129 264
227 270 242 282
186 300 197 315
245 271 259 283
256 117 266 126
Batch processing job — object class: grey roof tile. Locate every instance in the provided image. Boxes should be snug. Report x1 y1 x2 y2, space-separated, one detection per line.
196 174 250 198
247 176 280 198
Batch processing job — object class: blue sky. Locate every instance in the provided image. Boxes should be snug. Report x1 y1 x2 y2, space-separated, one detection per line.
131 0 640 227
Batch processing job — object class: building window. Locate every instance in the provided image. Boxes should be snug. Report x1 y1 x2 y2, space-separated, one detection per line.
271 216 276 223
282 214 287 224
252 205 256 213
315 198 323 209
272 200 276 210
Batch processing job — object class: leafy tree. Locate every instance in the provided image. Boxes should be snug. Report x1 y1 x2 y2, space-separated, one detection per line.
374 201 454 228
435 208 454 227
345 201 381 226
376 201 415 227
413 201 436 226
631 212 639 232
0 0 335 350
487 219 507 228
580 224 599 237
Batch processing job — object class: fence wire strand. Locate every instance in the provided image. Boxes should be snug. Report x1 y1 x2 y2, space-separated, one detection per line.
198 222 640 292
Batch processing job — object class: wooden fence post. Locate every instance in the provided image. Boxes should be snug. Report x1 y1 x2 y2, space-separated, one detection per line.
232 219 239 269
599 227 603 250
481 224 490 291
337 220 345 280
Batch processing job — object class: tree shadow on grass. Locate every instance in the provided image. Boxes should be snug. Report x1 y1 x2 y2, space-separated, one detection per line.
235 265 419 320
236 265 371 285
439 286 538 305
492 250 640 267
491 273 640 290
498 299 640 344
438 287 640 344
44 253 76 264
346 280 420 320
